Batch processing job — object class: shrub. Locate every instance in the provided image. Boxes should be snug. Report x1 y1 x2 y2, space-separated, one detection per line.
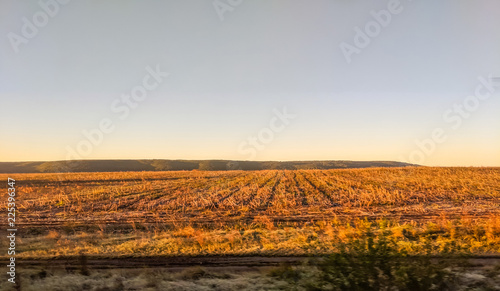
273 230 456 291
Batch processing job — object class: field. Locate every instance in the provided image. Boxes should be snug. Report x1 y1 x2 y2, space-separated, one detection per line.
2 167 500 290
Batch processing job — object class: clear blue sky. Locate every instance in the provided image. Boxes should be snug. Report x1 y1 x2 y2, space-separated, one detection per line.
1 0 499 166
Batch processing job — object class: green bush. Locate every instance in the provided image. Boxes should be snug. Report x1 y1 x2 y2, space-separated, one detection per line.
272 230 456 291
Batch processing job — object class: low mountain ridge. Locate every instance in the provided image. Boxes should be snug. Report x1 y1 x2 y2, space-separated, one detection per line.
0 159 417 173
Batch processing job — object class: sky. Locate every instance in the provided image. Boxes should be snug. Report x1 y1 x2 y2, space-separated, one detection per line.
1 0 499 166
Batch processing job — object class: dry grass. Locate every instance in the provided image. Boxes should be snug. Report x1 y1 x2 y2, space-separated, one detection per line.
11 216 500 258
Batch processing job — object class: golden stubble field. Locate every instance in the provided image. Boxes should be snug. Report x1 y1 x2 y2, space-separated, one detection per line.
1 167 500 258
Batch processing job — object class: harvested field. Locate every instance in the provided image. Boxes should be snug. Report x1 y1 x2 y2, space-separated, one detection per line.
1 167 499 259
6 167 500 225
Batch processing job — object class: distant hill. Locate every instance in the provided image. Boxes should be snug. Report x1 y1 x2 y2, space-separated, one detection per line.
0 159 418 173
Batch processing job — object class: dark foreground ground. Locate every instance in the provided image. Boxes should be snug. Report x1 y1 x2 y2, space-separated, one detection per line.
3 255 499 291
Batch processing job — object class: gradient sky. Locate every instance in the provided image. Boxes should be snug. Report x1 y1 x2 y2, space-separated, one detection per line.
1 0 499 166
